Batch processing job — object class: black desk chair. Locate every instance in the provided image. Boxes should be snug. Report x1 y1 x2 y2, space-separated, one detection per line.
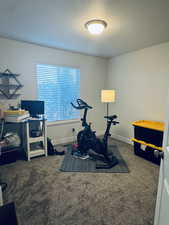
0 202 18 225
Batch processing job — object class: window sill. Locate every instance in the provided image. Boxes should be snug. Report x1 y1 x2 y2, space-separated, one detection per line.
47 119 80 127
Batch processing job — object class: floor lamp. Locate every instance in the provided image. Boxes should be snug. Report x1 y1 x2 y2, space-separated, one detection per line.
101 90 115 117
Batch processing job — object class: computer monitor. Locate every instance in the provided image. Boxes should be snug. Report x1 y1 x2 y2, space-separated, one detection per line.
21 100 44 118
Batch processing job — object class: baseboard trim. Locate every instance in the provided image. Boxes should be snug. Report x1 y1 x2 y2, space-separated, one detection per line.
111 133 133 145
52 137 74 145
52 130 105 145
52 132 132 146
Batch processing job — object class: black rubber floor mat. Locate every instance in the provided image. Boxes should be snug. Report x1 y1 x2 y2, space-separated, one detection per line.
60 145 129 173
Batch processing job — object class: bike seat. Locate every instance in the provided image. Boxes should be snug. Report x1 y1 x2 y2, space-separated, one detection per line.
104 115 117 120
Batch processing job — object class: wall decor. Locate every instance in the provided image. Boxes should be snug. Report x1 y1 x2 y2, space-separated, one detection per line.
0 69 23 99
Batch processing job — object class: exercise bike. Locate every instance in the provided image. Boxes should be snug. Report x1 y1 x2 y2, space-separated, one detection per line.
71 99 119 169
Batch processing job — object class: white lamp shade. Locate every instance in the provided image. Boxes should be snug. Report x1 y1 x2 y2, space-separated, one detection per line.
101 90 115 103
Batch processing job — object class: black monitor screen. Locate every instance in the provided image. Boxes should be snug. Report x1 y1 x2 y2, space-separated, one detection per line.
21 100 44 117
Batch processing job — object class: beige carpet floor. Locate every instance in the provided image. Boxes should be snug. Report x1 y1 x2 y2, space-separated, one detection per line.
0 139 159 225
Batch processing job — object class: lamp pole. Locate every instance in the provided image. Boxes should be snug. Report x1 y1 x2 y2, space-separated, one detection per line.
106 102 109 118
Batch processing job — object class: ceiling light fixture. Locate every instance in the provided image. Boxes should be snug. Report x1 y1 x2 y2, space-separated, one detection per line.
85 19 107 35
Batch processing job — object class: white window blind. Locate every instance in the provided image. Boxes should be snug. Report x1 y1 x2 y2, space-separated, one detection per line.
36 64 80 122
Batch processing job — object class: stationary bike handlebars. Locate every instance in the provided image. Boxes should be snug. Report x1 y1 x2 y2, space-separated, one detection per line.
71 99 119 124
71 99 92 110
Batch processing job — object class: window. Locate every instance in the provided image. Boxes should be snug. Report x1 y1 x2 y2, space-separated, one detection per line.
36 64 80 122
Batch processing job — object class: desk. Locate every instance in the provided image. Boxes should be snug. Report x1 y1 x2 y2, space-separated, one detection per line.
0 118 47 161
0 120 25 150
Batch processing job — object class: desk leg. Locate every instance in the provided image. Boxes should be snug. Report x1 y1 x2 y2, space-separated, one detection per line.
44 120 47 157
26 122 30 161
0 186 3 206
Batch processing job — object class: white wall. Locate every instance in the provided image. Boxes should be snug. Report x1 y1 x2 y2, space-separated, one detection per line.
108 42 169 142
0 37 108 143
2 37 169 145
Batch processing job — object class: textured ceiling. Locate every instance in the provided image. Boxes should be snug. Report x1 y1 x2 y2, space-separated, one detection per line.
0 0 169 58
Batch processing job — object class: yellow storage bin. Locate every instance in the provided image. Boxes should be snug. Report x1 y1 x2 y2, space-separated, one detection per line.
132 120 164 164
132 120 164 132
132 120 164 148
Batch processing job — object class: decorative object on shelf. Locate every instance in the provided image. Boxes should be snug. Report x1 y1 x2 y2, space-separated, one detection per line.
0 69 23 99
101 89 116 117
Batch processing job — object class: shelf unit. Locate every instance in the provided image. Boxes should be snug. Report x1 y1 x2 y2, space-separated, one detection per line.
25 118 47 161
0 69 23 99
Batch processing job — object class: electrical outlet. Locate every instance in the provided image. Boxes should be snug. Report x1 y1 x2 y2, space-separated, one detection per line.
72 128 75 132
